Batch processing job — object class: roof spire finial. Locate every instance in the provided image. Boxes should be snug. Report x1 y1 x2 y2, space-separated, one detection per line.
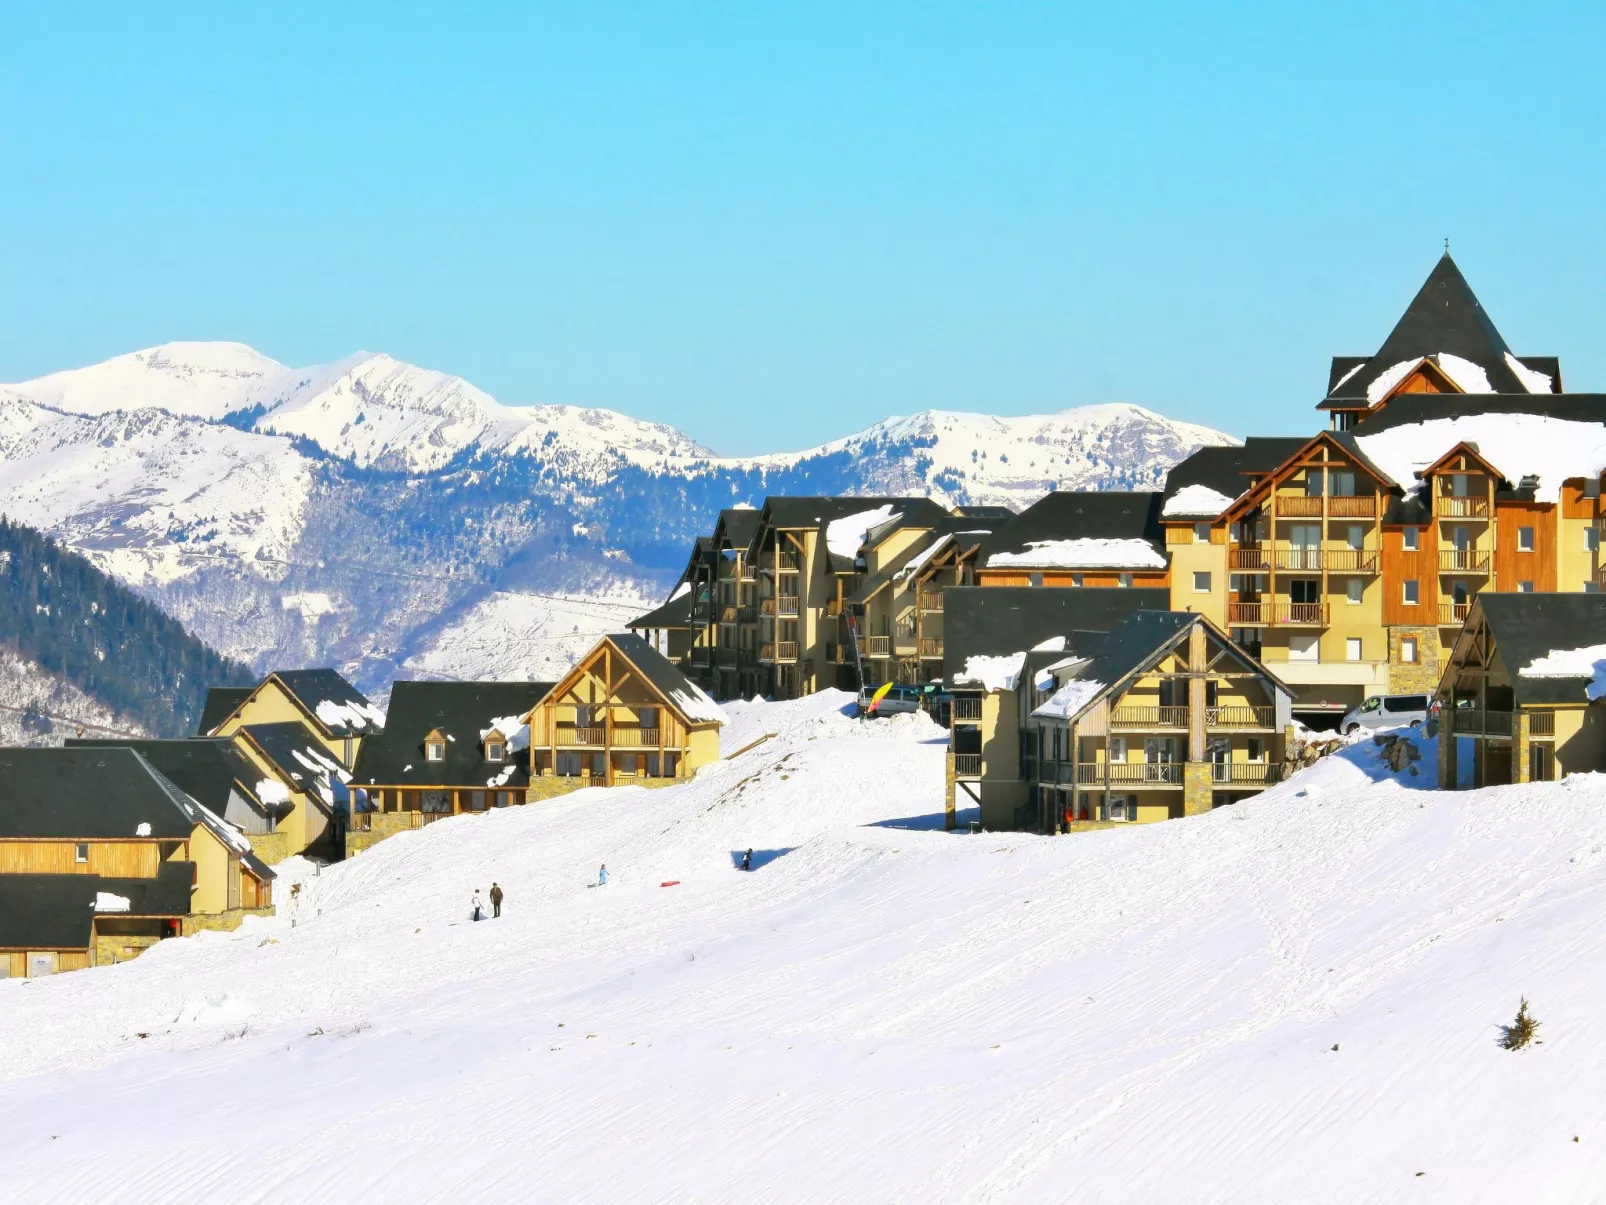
1444 236 1450 256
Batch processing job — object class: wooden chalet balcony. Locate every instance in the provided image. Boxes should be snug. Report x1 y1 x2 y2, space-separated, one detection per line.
919 591 944 612
1212 762 1284 784
1529 710 1556 737
1327 496 1377 518
1436 495 1490 519
952 697 983 721
760 598 776 617
555 727 607 746
1110 706 1190 729
1229 549 1271 571
758 642 775 663
738 604 757 623
954 753 982 777
777 595 800 617
920 636 943 657
865 635 891 657
717 649 740 668
1449 709 1513 737
610 728 662 747
691 647 713 666
1278 603 1329 626
1228 601 1270 626
720 605 738 623
1276 496 1325 517
1323 549 1378 573
1076 762 1184 786
776 641 800 662
1439 550 1491 574
1206 706 1275 729
1439 602 1471 626
775 550 800 572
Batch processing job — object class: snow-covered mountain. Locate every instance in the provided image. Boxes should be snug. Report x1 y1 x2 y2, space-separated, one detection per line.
0 343 1236 691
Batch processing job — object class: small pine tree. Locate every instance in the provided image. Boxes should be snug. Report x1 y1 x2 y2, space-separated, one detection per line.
1499 998 1540 1051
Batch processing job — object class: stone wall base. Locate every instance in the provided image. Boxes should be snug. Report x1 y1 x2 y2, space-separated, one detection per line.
94 932 165 967
248 831 296 866
181 907 274 936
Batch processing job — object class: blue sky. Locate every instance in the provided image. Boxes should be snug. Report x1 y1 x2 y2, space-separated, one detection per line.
2 3 1602 454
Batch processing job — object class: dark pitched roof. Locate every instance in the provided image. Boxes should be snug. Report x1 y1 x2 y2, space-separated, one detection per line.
0 747 200 839
0 863 194 950
1473 593 1606 705
351 680 555 788
599 634 725 726
269 670 382 737
64 738 265 812
941 587 1170 685
197 687 252 736
1161 439 1309 513
862 499 957 547
975 492 1164 566
746 496 944 567
1322 254 1551 406
240 722 349 808
628 589 693 631
1350 391 1606 437
710 507 762 552
951 505 1017 520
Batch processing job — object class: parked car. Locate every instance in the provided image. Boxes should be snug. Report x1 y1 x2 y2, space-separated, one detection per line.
1340 693 1431 734
856 684 923 717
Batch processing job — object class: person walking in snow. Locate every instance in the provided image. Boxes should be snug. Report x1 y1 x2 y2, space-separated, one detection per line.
490 882 504 918
742 848 753 871
597 864 608 887
471 890 483 922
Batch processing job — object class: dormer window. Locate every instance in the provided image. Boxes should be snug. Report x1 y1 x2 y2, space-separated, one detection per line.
485 735 505 763
424 729 446 762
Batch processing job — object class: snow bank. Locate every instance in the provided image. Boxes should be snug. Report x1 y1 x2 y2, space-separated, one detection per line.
987 538 1167 570
824 505 900 561
669 683 729 727
1355 413 1606 502
956 652 1026 692
1162 483 1237 517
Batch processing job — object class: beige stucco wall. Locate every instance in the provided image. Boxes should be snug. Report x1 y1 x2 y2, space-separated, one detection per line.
1167 538 1227 626
189 825 234 914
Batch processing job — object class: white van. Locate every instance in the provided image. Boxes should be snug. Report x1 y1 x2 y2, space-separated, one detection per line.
1340 693 1431 734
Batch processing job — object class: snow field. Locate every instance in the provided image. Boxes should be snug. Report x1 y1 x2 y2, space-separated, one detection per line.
1 703 1605 1201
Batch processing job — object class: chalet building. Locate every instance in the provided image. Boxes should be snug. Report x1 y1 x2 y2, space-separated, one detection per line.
0 866 191 978
198 668 384 862
705 507 763 698
1025 611 1292 830
972 492 1170 590
944 586 1170 828
0 748 275 974
1436 594 1606 789
67 737 286 838
626 586 694 671
348 679 555 855
526 634 725 785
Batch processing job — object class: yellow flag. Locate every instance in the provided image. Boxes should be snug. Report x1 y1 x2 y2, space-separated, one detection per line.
868 681 895 713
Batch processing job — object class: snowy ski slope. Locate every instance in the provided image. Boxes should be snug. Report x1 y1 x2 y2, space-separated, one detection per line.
2 695 1604 1202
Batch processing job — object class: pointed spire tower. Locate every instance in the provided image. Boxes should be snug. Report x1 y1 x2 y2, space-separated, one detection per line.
1320 252 1559 427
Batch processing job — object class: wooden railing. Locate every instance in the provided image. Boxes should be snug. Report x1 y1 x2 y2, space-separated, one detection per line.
920 636 943 657
759 643 775 662
1437 495 1490 519
1277 496 1324 516
1323 549 1378 572
1450 709 1513 736
776 550 800 572
739 604 757 623
1528 710 1556 737
555 727 607 746
919 592 944 612
866 635 891 657
610 728 661 747
776 641 799 661
1439 602 1471 626
1212 762 1284 784
1439 550 1491 573
720 605 738 623
1206 706 1275 728
1077 762 1184 785
1327 496 1377 517
1274 549 1324 571
952 697 983 721
1229 549 1270 571
1278 603 1329 626
954 753 982 777
1228 601 1271 626
777 595 800 617
1111 706 1190 728
691 647 713 665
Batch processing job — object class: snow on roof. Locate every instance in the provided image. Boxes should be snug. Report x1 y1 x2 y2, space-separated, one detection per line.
134 822 151 837
1162 483 1237 518
825 505 900 560
1031 636 1067 652
669 581 691 601
670 684 729 727
1354 414 1606 503
1367 353 1494 406
482 714 532 753
1505 353 1554 395
894 534 954 585
1435 353 1492 394
1331 360 1367 393
955 652 1027 693
487 764 517 788
987 539 1167 570
1366 359 1423 405
1520 644 1606 701
1032 677 1107 721
94 891 131 913
256 778 292 805
314 698 386 732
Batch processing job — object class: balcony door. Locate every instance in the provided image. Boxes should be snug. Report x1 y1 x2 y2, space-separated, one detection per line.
1290 525 1321 571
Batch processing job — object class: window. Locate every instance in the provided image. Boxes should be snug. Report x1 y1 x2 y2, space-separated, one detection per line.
1519 526 1535 552
1071 574 1084 588
1194 522 1211 543
467 790 487 812
1401 637 1418 664
1331 471 1356 497
74 842 88 864
1119 573 1133 588
1346 579 1364 605
1289 634 1320 662
1402 527 1419 551
1109 736 1128 762
1193 571 1211 594
639 706 659 730
1402 579 1420 605
1587 528 1600 552
1305 472 1323 497
1108 795 1136 822
1028 572 1044 588
485 739 504 762
1588 480 1602 500
1451 473 1470 498
1246 738 1264 763
1519 580 1535 593
1346 637 1363 662
1347 525 1365 551
425 740 445 762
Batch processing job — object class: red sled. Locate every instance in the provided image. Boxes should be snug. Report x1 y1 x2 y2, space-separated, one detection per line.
660 880 680 887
